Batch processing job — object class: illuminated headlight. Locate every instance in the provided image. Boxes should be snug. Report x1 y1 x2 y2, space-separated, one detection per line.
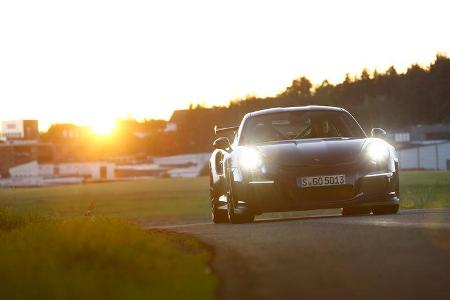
366 142 389 162
239 148 263 171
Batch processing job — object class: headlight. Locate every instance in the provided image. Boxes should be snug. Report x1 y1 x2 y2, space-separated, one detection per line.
239 148 263 171
366 141 389 162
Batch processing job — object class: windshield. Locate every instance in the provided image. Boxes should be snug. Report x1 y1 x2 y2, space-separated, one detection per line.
240 110 366 145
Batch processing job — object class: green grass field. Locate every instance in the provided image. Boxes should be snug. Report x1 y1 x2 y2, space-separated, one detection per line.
400 171 450 209
0 171 449 299
0 178 215 300
0 213 215 300
0 177 211 225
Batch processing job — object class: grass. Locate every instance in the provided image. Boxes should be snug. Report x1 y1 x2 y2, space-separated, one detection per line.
0 178 216 300
400 171 450 209
0 211 215 300
0 177 211 225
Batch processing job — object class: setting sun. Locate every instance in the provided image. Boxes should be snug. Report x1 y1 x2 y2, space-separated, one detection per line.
90 118 117 136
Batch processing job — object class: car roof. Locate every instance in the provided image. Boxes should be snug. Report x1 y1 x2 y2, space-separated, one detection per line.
247 105 346 117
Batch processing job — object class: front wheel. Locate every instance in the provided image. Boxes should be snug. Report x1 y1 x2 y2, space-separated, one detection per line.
227 189 254 224
372 204 399 215
210 184 228 223
224 168 254 224
211 200 228 223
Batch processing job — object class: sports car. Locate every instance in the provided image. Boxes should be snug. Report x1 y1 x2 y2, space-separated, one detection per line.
209 106 399 223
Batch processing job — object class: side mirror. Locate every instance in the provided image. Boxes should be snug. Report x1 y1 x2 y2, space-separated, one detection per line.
371 128 387 138
213 137 231 151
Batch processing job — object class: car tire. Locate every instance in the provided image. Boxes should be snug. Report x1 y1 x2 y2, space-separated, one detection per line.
226 173 254 224
394 163 400 199
226 193 255 224
341 207 371 216
210 177 228 223
372 204 399 215
211 200 229 223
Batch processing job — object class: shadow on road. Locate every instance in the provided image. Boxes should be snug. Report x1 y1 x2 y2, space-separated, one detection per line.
255 213 343 224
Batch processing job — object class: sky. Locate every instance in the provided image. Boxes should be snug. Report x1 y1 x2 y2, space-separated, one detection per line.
1 0 449 131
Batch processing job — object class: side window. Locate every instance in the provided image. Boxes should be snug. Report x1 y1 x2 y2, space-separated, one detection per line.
339 113 366 138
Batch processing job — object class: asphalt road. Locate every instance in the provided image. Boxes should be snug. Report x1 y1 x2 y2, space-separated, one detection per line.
168 208 450 300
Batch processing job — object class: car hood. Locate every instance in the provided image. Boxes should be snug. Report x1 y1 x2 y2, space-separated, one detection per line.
255 138 367 166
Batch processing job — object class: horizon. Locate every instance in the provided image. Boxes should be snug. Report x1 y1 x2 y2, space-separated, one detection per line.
1 0 449 131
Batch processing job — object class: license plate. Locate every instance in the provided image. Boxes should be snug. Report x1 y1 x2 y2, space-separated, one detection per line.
297 175 345 188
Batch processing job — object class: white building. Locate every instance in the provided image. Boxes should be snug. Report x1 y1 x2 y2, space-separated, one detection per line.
398 141 450 170
1 120 39 141
1 161 115 187
8 161 40 177
39 162 115 180
154 153 210 177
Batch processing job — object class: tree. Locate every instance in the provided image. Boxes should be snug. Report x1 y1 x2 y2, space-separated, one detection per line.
386 66 398 76
315 80 334 102
283 76 312 98
343 73 352 84
360 68 370 80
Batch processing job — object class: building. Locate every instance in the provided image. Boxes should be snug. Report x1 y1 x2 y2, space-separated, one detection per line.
39 162 115 180
1 161 115 187
42 123 87 142
164 110 189 132
388 124 450 144
154 152 210 177
0 143 54 178
387 124 450 170
397 141 450 170
115 152 210 179
1 120 39 141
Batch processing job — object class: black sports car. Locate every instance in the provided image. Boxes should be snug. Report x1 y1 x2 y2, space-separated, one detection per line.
209 106 399 223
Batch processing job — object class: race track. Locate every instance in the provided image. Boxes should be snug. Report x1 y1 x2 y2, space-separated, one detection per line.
169 208 450 300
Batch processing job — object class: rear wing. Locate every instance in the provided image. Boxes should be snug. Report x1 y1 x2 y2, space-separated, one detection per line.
214 125 239 135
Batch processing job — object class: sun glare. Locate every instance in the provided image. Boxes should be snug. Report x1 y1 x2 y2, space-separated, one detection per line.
90 119 117 136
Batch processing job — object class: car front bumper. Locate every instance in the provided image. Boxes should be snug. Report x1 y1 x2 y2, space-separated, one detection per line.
232 165 399 214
